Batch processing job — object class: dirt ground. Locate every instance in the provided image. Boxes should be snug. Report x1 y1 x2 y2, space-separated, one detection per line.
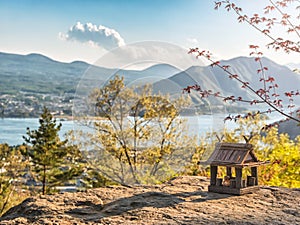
0 176 299 225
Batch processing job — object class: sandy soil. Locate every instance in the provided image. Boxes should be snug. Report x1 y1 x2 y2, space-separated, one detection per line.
1 176 299 225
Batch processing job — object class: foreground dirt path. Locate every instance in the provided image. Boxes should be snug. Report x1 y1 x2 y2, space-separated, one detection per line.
1 176 299 225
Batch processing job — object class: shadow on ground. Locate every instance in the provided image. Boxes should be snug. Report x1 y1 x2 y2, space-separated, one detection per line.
66 189 231 222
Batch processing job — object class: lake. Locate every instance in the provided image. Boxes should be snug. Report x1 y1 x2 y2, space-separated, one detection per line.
0 118 75 146
0 114 283 146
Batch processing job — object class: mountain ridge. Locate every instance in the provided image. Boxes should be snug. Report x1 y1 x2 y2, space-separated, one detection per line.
0 51 299 117
0 51 88 65
1 50 298 69
152 56 300 108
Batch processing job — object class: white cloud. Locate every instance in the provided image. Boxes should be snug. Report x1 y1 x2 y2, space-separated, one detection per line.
59 22 125 50
187 38 199 45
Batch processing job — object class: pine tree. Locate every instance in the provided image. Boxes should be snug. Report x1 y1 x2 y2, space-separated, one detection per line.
23 107 81 194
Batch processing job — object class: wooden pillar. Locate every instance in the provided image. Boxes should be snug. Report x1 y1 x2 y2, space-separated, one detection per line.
226 167 232 178
251 167 258 186
210 166 217 186
235 167 242 189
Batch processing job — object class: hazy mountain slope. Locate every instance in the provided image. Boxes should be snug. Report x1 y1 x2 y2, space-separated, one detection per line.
157 56 300 107
1 52 299 107
0 52 89 94
0 52 180 96
217 57 300 103
287 62 300 70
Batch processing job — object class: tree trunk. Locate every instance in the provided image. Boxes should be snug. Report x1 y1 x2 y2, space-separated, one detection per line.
42 165 46 195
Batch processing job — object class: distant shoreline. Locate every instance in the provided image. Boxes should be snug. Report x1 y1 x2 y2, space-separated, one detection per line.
1 115 73 121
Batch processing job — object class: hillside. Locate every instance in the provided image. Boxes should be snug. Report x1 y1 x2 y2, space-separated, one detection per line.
0 52 180 96
154 56 300 106
0 52 89 95
1 52 299 98
1 52 299 117
0 176 299 225
276 111 300 139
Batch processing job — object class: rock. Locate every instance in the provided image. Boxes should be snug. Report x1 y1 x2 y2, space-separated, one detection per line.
0 176 299 225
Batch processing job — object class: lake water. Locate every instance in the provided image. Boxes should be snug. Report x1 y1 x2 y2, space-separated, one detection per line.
0 114 284 146
0 118 75 146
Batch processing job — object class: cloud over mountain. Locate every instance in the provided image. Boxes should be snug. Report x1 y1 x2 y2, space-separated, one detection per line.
59 22 125 50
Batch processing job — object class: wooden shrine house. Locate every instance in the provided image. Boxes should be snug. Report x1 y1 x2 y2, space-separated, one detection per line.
207 142 268 195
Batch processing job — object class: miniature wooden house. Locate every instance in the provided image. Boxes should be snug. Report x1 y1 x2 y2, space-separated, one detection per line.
207 142 268 195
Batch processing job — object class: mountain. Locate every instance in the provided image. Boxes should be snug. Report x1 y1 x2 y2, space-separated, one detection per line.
2 51 298 97
277 118 300 139
0 52 185 117
0 52 89 94
286 62 300 70
0 52 180 96
153 56 300 108
0 51 299 117
217 57 300 103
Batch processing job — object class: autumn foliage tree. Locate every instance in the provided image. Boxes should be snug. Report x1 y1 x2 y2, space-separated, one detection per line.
187 115 300 188
185 0 300 124
76 76 196 185
183 0 300 188
0 144 28 215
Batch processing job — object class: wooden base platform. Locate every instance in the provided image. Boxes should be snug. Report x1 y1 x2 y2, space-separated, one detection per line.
208 185 260 195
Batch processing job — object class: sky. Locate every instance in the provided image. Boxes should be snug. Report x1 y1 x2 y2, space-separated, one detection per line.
0 0 299 66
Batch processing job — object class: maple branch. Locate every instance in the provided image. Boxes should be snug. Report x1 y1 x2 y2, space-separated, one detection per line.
217 0 300 53
269 0 300 39
187 48 300 123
